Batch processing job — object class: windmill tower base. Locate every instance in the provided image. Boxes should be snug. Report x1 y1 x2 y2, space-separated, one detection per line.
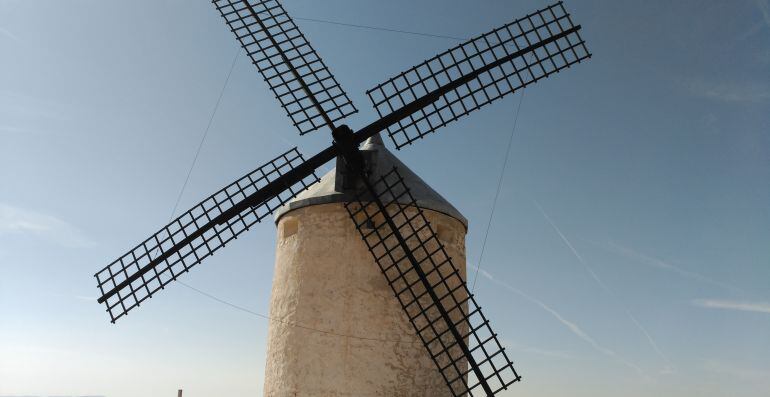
264 202 467 396
264 135 469 396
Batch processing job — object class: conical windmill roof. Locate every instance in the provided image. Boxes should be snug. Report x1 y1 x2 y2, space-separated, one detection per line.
274 134 467 228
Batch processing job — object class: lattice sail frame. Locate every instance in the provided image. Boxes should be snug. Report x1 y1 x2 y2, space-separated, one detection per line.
213 0 357 134
345 167 521 396
95 148 319 323
367 1 590 149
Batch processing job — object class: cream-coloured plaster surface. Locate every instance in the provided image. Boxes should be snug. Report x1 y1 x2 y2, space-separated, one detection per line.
263 203 467 397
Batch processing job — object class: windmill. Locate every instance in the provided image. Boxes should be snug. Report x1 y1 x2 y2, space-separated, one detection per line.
94 1 591 396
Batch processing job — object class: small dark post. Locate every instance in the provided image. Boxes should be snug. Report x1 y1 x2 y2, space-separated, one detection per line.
177 389 182 397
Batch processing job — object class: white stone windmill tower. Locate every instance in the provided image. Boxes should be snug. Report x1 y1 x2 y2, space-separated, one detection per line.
266 133 468 395
92 1 590 396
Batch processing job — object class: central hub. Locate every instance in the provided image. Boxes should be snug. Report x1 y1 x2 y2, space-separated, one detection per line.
332 124 365 174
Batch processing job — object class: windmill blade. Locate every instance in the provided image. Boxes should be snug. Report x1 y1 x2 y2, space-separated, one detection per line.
366 1 590 149
345 167 521 396
213 0 357 135
95 147 319 323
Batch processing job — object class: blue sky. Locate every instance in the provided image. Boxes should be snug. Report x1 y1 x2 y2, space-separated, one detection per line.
1 0 769 396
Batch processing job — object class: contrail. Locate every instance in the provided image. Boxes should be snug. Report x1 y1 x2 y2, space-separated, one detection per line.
693 299 770 314
757 0 770 30
0 26 20 42
471 265 649 380
600 241 746 295
531 199 673 373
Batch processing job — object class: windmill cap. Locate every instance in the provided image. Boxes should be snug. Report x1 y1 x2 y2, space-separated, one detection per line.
274 133 468 228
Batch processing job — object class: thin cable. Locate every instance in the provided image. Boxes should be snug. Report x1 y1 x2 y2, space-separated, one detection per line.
147 48 240 260
295 16 466 41
149 46 240 265
167 47 241 218
179 280 419 344
470 90 525 292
